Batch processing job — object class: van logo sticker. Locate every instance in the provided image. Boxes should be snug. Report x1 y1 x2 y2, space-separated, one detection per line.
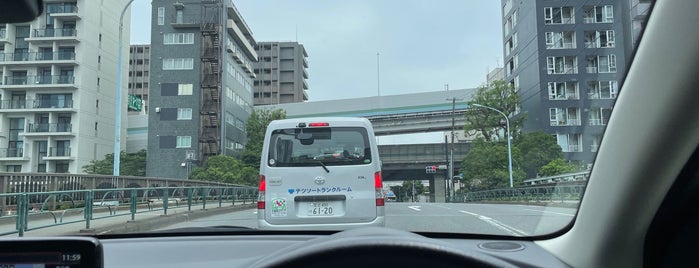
290 187 353 194
268 177 282 186
270 198 287 217
288 188 294 194
314 176 326 185
357 176 365 180
269 159 276 165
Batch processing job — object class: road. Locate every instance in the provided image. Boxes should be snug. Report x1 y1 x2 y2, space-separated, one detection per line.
156 202 576 236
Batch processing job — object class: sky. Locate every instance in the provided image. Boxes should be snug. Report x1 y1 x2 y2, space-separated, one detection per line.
129 0 504 102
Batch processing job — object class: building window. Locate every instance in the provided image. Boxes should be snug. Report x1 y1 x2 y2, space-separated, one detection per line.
163 58 193 70
587 81 618 99
178 84 193 95
545 31 576 49
176 136 191 148
583 5 614 23
588 107 612 126
157 7 165 25
549 107 581 126
55 161 69 173
5 165 21 172
164 33 194 44
177 108 192 120
556 133 583 152
586 54 617 73
546 56 578 74
585 30 615 48
544 7 575 24
548 82 579 100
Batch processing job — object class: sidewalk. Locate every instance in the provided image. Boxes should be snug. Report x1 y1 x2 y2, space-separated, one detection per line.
0 201 256 237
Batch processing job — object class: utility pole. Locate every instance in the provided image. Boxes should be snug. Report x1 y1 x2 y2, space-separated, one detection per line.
446 97 463 201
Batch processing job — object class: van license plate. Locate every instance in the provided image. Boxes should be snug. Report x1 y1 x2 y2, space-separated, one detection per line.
308 202 334 216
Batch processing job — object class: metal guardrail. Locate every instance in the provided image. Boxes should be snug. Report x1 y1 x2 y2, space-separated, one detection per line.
454 183 585 203
0 186 258 237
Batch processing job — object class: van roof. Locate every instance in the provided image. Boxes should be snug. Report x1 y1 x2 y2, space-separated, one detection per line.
268 117 372 129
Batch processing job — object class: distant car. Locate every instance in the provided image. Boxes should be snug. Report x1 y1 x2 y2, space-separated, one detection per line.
257 117 385 230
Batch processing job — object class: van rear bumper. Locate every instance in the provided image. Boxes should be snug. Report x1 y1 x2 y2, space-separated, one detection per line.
257 215 385 231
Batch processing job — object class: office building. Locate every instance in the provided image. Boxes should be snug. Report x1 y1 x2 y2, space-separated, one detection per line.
253 41 308 105
501 0 649 165
0 0 130 173
147 0 257 179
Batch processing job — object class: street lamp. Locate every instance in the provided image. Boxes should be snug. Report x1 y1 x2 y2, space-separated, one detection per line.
113 0 136 176
471 104 514 188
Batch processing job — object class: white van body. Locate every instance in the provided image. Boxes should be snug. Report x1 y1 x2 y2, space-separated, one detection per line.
257 117 385 230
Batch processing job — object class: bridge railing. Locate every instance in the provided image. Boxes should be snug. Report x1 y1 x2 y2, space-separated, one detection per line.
0 185 258 237
454 183 586 204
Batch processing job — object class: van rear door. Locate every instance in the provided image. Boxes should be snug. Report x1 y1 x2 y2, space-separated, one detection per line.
262 123 379 226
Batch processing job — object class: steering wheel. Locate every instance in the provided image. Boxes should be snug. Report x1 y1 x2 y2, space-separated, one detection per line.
252 227 516 268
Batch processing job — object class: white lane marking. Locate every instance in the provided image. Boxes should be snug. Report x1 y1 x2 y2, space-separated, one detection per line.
523 209 575 217
408 206 422 211
459 210 529 236
458 210 478 216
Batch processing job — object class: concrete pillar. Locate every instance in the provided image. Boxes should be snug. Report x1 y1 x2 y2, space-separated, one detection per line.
431 174 446 203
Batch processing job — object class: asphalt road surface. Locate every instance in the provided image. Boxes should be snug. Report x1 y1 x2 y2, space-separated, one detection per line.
156 202 576 236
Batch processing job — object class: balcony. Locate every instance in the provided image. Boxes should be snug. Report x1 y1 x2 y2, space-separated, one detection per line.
567 144 582 152
588 118 605 126
47 4 80 19
303 69 309 79
303 57 309 68
27 28 78 43
552 118 581 126
26 123 72 133
586 66 598 73
2 75 75 88
590 144 599 152
46 147 72 159
34 99 74 109
0 52 77 65
0 148 24 159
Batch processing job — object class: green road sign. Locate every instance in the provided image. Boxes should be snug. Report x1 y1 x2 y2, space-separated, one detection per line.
128 94 143 111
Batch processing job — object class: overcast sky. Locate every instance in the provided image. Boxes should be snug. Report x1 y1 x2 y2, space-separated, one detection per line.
130 1 503 102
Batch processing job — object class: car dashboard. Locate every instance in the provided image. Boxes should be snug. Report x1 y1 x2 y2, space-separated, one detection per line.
1 227 570 267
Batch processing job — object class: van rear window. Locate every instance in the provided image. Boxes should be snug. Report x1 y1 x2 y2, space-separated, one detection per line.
267 127 372 167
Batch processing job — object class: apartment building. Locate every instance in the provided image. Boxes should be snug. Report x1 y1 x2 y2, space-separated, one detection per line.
146 0 257 179
0 0 130 173
253 41 308 105
501 0 647 165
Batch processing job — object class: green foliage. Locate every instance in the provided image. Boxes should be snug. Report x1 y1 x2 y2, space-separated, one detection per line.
401 180 426 201
82 150 147 176
516 131 564 178
459 140 526 190
463 80 525 141
190 155 257 186
539 158 577 177
241 109 286 169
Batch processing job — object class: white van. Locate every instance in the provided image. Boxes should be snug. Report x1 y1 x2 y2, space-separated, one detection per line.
257 117 385 230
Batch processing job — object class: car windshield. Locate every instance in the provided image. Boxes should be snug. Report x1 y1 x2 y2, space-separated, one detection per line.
0 0 652 238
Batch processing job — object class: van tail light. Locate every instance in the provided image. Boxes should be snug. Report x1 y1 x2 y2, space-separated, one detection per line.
257 175 266 209
374 171 384 206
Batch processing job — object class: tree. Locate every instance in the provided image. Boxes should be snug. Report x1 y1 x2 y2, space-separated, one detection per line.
402 180 426 202
516 131 564 178
190 155 257 185
463 80 525 141
241 109 286 169
83 150 147 176
538 158 577 177
459 140 526 191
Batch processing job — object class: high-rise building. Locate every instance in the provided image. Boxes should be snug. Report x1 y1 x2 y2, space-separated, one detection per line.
0 0 130 173
147 0 257 179
502 0 642 165
253 41 308 105
128 44 150 115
